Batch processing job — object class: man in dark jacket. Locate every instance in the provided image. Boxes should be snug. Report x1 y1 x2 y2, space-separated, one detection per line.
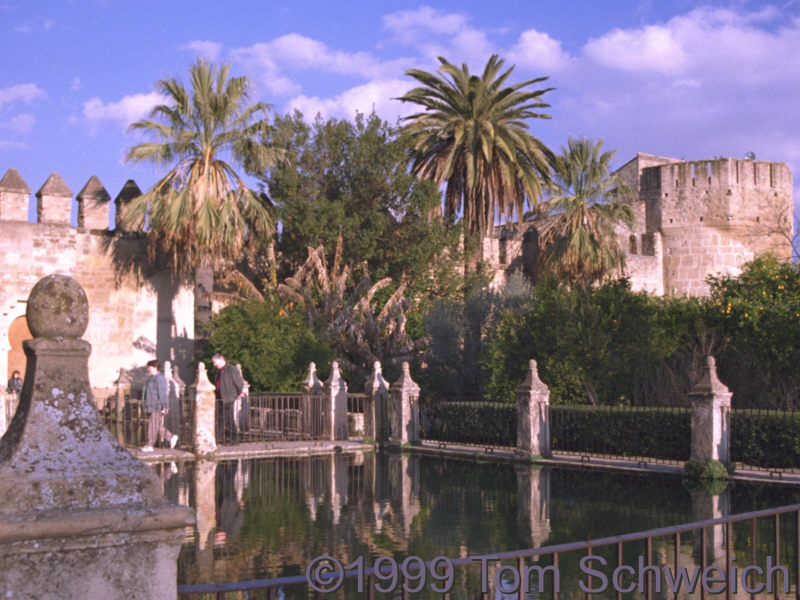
212 353 244 445
142 359 178 452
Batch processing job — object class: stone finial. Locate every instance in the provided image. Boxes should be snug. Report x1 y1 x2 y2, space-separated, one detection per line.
303 361 323 393
390 362 420 394
114 179 142 230
690 356 730 396
0 168 31 222
26 274 90 339
516 359 550 396
36 172 73 225
367 360 388 395
195 361 215 393
76 175 111 230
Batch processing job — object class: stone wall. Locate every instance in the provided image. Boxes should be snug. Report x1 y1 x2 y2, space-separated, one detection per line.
0 168 195 388
483 153 793 297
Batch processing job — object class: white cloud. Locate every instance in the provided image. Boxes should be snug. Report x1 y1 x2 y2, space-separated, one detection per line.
230 42 301 96
70 77 82 92
82 91 166 132
0 83 46 109
508 30 573 73
232 34 406 98
0 113 35 133
584 24 689 74
185 40 222 61
286 79 414 123
382 5 492 67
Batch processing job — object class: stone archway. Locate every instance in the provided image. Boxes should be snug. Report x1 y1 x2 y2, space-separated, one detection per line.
7 315 31 381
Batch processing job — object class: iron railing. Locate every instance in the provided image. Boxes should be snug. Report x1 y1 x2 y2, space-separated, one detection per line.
731 408 800 473
550 404 690 465
99 387 193 449
419 396 516 450
239 393 326 441
177 502 800 598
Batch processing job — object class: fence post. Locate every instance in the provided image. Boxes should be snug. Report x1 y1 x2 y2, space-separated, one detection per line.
389 362 420 446
302 362 323 437
689 356 732 464
193 362 217 456
365 361 389 443
516 359 551 459
324 361 348 441
0 274 193 599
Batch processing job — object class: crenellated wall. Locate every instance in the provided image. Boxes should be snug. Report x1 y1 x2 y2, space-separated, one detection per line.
484 153 794 297
0 168 195 388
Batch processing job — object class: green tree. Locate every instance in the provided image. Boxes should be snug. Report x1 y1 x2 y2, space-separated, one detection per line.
536 137 634 289
123 59 282 279
398 54 555 265
707 254 800 408
202 296 332 392
265 111 463 302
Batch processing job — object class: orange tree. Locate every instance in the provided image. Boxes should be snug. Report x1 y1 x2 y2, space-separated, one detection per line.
706 254 800 408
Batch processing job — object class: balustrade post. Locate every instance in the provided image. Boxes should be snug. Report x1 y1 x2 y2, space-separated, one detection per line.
389 362 420 446
689 356 732 464
365 361 389 443
302 362 323 437
192 362 217 456
515 359 551 459
0 274 193 599
324 361 348 441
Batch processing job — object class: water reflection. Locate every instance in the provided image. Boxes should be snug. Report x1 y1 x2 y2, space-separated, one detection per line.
162 453 800 596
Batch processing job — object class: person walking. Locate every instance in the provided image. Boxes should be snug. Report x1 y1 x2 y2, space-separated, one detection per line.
141 359 178 452
211 353 244 445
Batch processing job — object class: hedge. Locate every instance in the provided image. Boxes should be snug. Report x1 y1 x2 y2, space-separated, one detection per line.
731 411 800 469
550 406 691 461
419 399 516 447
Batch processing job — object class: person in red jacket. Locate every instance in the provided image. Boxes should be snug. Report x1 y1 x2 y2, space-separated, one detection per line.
211 353 244 445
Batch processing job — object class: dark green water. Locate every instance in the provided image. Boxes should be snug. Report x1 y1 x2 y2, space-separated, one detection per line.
165 453 800 598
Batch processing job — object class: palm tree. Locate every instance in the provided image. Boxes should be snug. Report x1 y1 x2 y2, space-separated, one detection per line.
123 59 282 281
536 137 635 289
398 54 555 266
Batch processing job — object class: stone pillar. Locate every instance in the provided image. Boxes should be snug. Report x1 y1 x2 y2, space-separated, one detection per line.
689 356 732 463
114 179 142 231
193 362 217 456
76 175 111 230
691 488 731 564
388 453 421 536
389 362 420 446
193 459 217 576
516 359 551 458
324 361 348 441
302 362 323 437
0 167 31 221
36 172 72 225
0 274 194 600
365 360 389 443
515 465 551 548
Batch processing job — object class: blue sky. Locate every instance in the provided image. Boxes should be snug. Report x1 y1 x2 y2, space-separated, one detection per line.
2 1 800 225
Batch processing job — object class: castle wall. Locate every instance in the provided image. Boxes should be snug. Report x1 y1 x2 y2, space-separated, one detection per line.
0 171 195 389
484 154 793 299
644 158 792 296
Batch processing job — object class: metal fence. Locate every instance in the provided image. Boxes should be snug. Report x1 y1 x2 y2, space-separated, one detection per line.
99 387 193 449
419 396 516 450
238 393 326 442
731 408 800 473
550 404 691 465
177 502 800 598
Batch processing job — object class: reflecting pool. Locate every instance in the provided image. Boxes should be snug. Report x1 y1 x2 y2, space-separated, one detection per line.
164 452 800 597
